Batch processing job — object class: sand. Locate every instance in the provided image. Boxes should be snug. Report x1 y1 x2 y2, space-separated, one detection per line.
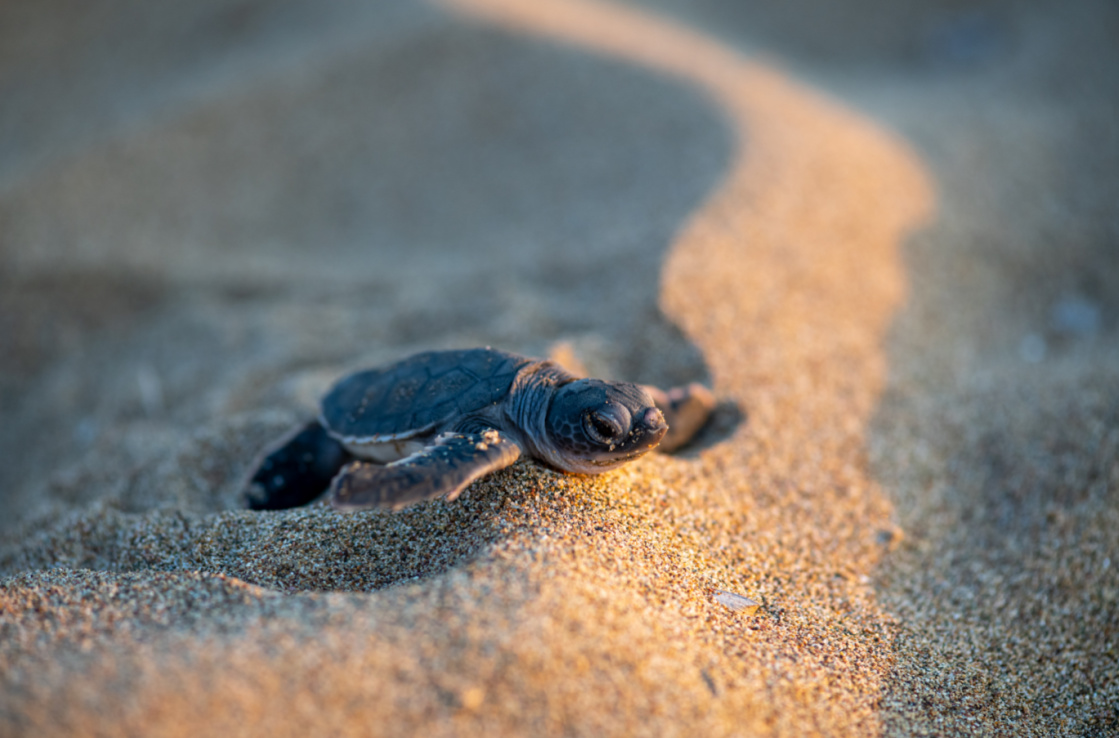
2 0 1117 735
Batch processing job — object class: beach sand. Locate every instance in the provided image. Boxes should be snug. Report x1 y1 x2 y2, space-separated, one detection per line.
2 0 1116 735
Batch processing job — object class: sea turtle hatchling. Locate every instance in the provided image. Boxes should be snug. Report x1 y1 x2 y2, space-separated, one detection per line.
246 347 715 511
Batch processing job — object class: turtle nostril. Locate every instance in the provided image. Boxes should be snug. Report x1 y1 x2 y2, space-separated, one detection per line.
642 407 666 431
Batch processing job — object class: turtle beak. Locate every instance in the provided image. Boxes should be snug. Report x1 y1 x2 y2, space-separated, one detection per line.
638 406 667 444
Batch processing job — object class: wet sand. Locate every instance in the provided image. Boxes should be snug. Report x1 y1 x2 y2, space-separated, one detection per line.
2 0 1117 735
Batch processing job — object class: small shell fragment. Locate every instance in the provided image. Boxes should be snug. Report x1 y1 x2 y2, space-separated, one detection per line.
712 589 759 615
459 687 485 711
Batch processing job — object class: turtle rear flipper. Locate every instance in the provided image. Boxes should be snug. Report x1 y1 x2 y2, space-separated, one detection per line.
330 430 521 511
246 421 352 510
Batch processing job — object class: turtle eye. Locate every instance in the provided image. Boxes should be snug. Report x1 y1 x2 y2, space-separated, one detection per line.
584 411 623 444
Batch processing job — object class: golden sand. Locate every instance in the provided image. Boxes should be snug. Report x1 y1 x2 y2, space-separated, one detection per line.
2 0 1116 735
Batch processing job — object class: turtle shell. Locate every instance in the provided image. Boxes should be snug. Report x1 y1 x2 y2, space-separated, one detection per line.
321 348 535 442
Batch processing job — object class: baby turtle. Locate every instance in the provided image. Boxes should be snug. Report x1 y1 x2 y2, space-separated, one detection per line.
246 347 714 511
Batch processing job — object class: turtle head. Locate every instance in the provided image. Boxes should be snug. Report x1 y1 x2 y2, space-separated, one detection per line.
541 379 668 473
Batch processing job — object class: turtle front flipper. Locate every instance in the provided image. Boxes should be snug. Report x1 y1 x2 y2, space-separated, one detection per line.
246 421 352 510
330 430 521 511
643 383 716 453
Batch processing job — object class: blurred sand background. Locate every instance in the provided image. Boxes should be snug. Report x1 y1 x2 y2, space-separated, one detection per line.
1 0 1117 735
